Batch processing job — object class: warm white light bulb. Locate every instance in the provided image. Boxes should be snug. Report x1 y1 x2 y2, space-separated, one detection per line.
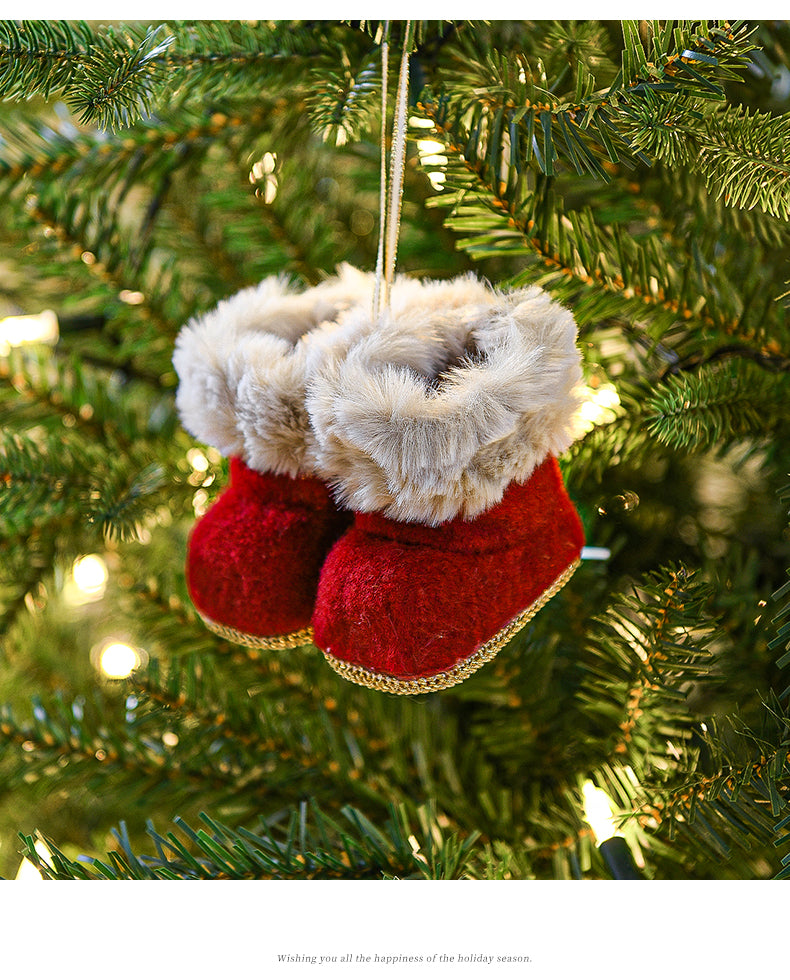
571 383 621 437
15 857 44 881
0 309 59 356
187 448 209 472
99 642 139 679
582 780 619 843
72 554 108 596
15 840 52 880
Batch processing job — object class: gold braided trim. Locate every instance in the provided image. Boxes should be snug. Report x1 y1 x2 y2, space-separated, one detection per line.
199 613 314 650
322 557 581 695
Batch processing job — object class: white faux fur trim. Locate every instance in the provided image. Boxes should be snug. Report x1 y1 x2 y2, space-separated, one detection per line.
307 276 583 525
172 265 373 475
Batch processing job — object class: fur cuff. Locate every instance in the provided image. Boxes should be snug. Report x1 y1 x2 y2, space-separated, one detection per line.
307 276 583 525
173 264 372 475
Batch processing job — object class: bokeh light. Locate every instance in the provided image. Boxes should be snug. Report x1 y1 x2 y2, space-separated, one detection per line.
97 641 141 679
572 383 621 437
72 554 108 596
0 309 59 355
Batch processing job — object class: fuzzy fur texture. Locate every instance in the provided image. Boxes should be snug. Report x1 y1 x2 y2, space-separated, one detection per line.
307 275 583 525
173 264 373 476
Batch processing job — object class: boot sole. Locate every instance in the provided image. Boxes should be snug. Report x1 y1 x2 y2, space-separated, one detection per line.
321 557 581 694
199 614 314 650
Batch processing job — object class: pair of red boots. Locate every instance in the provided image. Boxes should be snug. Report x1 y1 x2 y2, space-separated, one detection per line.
173 266 585 694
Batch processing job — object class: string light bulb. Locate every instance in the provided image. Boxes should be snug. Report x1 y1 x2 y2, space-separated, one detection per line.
0 309 59 356
71 554 108 596
15 839 53 881
582 780 642 880
93 640 145 679
63 553 108 606
582 780 619 842
572 382 621 436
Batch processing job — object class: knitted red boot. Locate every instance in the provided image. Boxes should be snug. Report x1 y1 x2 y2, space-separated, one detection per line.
173 266 369 648
307 276 585 690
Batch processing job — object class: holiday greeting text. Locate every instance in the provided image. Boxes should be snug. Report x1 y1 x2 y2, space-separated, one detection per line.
276 953 531 966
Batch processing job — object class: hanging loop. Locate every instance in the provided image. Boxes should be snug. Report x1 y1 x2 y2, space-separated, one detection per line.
373 20 414 317
372 23 389 318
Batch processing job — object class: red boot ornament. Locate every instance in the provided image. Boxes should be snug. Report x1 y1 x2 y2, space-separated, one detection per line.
173 265 371 648
307 276 585 692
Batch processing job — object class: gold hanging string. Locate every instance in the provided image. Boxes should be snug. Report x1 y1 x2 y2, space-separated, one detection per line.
372 22 389 318
373 20 414 317
384 20 413 304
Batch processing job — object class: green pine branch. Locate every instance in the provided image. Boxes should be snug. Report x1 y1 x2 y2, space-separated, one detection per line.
693 105 790 220
0 430 169 542
20 800 480 880
0 346 178 447
0 532 57 640
0 89 383 344
652 702 790 874
770 482 790 692
614 20 754 95
306 43 380 147
0 685 263 809
0 21 174 129
417 20 755 186
577 564 719 769
645 362 790 452
414 108 782 350
0 21 330 131
566 364 790 486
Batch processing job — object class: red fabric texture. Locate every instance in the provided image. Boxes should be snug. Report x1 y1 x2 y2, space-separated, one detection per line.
311 457 584 681
187 457 351 639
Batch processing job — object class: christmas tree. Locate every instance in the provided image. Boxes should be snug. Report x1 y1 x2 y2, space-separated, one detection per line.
1 18 789 884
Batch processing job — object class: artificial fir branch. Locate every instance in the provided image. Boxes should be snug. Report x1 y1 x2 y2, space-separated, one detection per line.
769 483 790 685
566 364 789 487
0 21 327 131
416 105 768 346
0 22 172 126
19 801 474 880
251 183 323 287
663 344 790 377
21 195 179 341
424 20 755 185
0 543 56 641
651 711 790 871
696 106 790 219
67 28 173 129
0 103 271 186
0 105 292 348
645 363 790 451
614 19 754 95
306 43 381 146
628 102 790 220
132 659 403 813
578 565 718 770
0 348 173 448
